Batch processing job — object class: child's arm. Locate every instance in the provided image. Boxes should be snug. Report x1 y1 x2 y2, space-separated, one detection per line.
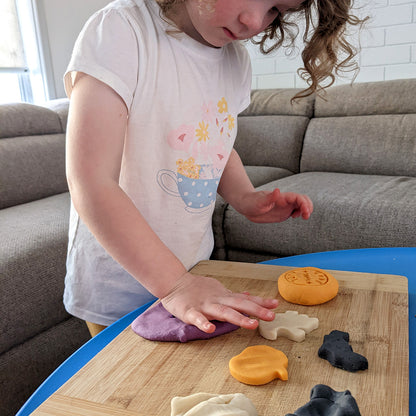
218 149 313 223
66 73 277 333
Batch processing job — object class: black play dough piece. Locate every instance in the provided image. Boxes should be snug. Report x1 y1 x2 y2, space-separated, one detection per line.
318 330 368 372
286 384 361 416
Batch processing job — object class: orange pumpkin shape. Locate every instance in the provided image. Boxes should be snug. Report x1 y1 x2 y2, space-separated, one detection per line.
229 345 288 385
278 267 339 305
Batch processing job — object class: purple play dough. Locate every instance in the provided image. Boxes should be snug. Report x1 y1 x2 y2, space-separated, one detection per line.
131 302 240 342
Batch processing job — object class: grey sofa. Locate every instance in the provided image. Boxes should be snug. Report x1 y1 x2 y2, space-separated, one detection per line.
212 78 416 263
0 100 90 416
1 78 415 416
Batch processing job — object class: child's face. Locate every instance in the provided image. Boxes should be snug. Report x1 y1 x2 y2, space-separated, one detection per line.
181 0 304 47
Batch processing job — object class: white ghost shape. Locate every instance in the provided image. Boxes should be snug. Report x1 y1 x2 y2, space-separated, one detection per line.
259 310 319 342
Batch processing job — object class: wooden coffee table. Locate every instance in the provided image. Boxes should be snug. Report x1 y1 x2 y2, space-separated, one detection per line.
29 260 409 416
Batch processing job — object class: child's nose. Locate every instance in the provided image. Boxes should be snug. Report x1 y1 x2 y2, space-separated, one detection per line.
238 9 266 34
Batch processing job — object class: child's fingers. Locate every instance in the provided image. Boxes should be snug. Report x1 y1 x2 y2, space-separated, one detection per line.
269 188 283 205
183 308 216 333
202 302 261 330
258 188 282 208
185 294 277 332
162 273 278 333
237 316 260 330
220 294 277 322
235 292 278 310
281 192 313 219
299 195 313 219
272 189 295 208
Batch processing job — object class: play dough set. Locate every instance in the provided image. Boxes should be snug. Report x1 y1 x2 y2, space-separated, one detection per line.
131 266 370 415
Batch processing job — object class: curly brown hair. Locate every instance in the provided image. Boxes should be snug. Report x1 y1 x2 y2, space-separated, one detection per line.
254 0 368 99
156 0 368 100
156 0 185 14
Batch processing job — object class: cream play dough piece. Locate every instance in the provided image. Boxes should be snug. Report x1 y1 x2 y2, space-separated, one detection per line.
259 310 319 342
171 392 258 416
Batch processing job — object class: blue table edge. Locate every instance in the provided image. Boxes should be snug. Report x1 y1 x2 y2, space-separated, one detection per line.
15 298 157 416
16 247 415 416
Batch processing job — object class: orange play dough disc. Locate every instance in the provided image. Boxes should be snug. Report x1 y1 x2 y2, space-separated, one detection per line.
229 345 288 385
278 267 339 305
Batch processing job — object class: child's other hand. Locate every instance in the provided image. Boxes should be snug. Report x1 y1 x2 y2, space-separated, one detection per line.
160 272 278 333
241 188 313 223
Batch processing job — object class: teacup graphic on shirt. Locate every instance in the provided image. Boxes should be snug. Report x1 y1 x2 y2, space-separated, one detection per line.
157 158 219 212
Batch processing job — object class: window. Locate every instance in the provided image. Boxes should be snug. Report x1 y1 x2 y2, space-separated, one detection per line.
0 0 47 104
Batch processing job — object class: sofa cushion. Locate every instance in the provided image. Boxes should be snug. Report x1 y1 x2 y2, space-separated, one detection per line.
0 317 90 416
300 113 416 177
301 79 416 177
223 172 416 258
0 133 68 209
314 79 416 117
241 88 315 117
235 88 314 175
0 193 71 354
45 98 70 132
235 115 309 174
244 166 293 187
0 102 62 139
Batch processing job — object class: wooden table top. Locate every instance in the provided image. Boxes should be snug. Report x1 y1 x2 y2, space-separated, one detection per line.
31 260 409 416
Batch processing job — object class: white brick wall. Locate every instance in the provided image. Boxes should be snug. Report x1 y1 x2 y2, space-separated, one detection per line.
247 0 416 89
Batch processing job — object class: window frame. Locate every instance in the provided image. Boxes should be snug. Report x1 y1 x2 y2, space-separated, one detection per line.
0 0 48 104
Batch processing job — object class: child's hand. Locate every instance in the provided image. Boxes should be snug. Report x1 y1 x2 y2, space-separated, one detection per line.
161 272 278 333
240 188 313 224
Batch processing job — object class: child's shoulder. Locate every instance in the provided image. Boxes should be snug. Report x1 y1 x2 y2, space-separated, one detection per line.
88 0 155 21
83 0 159 33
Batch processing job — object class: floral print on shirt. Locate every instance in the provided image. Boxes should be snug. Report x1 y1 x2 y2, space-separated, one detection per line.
157 97 236 212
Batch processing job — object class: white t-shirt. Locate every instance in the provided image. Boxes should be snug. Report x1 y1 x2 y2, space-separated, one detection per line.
64 0 252 325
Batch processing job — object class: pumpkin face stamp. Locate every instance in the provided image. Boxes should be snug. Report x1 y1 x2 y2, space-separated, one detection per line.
229 345 288 385
278 267 339 305
259 310 319 342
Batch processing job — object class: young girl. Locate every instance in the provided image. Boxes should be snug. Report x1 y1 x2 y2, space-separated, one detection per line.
64 0 363 336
